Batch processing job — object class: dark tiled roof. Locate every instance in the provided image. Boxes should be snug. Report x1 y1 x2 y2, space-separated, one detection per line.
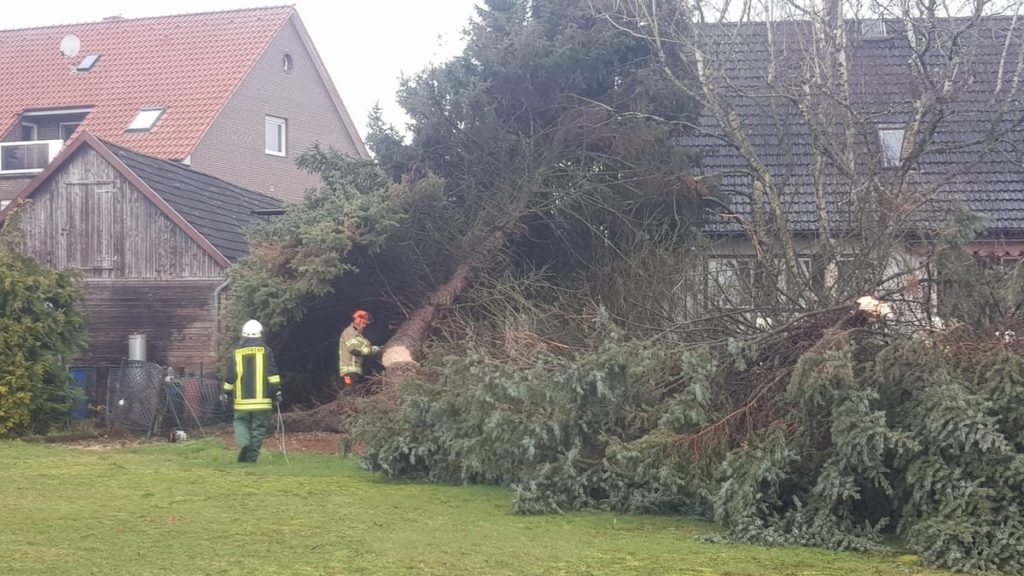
691 17 1024 237
105 141 282 261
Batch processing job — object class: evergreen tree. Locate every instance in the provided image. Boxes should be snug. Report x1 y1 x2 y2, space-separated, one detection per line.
0 215 87 437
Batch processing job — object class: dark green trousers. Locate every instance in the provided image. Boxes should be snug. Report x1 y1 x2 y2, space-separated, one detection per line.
233 410 271 463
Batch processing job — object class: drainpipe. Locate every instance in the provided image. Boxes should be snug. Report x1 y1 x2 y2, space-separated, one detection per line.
212 278 230 343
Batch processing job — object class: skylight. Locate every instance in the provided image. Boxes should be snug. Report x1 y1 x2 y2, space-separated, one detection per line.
127 108 165 132
76 54 100 72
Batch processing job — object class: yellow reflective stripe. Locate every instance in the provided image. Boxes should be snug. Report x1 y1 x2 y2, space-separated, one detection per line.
268 375 281 384
339 365 360 374
234 347 264 355
234 398 272 411
222 383 234 391
255 351 264 401
234 349 244 389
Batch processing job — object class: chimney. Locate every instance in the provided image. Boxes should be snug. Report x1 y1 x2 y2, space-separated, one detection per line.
102 15 124 21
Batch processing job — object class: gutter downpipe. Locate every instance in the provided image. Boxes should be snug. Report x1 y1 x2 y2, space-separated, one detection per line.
213 278 231 343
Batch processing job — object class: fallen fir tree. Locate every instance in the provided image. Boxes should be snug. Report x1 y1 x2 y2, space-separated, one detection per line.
349 299 1024 574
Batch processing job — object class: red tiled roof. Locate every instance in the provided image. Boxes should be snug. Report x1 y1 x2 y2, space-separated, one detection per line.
0 6 294 160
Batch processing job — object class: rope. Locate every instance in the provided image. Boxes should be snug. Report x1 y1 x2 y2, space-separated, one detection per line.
276 401 290 467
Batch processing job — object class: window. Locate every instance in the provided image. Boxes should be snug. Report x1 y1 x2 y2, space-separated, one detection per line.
860 19 887 38
20 122 37 141
780 257 815 307
59 122 81 141
282 54 294 74
265 116 287 156
707 258 754 308
127 108 165 132
75 54 100 72
0 200 10 210
879 128 906 167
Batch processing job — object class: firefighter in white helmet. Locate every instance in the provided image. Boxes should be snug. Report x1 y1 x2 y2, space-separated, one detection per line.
220 319 282 463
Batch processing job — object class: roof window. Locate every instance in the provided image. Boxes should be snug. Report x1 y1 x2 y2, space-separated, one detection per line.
76 54 101 72
860 19 888 38
878 128 906 167
127 108 165 132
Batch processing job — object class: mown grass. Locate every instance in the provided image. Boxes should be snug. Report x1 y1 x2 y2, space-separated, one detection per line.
0 439 950 576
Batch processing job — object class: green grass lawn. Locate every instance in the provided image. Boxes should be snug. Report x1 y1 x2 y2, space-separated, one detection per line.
0 439 951 576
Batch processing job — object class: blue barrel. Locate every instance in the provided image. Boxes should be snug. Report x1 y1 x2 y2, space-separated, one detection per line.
69 368 89 419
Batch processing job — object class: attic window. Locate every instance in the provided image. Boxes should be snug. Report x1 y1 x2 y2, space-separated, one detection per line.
878 128 906 167
860 19 887 38
76 54 101 72
127 108 165 132
282 54 294 74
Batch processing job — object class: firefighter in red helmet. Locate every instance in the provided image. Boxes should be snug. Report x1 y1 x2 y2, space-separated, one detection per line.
338 309 382 393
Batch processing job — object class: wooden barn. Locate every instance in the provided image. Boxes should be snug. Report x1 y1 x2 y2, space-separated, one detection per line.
0 131 282 378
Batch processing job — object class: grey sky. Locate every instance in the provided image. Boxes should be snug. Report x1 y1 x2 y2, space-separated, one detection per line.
2 0 480 141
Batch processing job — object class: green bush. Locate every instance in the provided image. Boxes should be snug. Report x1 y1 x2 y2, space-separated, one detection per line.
0 237 86 437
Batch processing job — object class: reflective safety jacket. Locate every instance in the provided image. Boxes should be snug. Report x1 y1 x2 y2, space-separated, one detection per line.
222 337 281 412
338 323 372 377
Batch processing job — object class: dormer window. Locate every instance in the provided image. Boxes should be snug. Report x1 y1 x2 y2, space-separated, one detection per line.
20 122 37 141
59 122 80 141
861 19 887 38
127 108 165 132
878 128 906 167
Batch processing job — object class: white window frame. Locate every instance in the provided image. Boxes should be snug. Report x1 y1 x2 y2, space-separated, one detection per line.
860 19 887 38
707 257 755 309
780 257 815 307
265 116 287 156
59 122 81 141
20 122 38 141
878 128 906 167
126 108 165 132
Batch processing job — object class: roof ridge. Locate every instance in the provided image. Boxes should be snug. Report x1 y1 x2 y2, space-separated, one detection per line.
98 138 283 205
695 13 1020 27
0 4 294 33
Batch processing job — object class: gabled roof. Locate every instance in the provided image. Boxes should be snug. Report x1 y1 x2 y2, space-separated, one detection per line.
0 6 306 160
104 141 283 262
0 132 282 265
691 17 1024 238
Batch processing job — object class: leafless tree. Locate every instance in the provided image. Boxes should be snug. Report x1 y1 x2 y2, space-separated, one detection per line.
592 0 1024 331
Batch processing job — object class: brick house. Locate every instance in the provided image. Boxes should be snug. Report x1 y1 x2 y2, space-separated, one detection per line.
684 17 1024 311
0 6 368 207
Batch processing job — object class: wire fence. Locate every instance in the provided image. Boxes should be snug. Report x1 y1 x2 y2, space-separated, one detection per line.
106 360 229 437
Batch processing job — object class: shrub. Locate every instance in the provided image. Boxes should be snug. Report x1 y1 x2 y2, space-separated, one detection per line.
0 235 86 437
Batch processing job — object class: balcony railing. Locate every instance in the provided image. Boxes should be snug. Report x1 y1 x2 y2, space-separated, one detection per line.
0 140 63 174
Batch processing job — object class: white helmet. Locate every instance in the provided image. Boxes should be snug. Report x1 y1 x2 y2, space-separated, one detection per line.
241 319 263 338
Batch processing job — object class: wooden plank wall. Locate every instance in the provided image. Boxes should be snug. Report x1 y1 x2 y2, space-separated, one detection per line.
78 279 223 371
16 147 224 279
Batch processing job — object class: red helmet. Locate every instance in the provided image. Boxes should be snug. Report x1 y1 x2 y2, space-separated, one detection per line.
352 309 373 327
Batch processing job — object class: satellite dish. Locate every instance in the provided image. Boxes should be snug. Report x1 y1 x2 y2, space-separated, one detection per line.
59 34 81 59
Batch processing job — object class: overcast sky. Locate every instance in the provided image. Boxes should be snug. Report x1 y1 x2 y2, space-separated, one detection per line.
2 0 480 141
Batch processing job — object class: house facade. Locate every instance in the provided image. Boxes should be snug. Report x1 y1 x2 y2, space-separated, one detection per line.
0 6 368 207
685 17 1024 312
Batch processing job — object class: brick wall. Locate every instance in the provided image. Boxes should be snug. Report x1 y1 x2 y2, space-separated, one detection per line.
0 175 33 201
190 16 364 204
